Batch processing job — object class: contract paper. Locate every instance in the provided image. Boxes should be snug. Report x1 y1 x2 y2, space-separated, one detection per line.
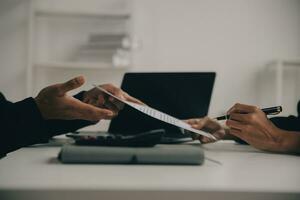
94 85 216 140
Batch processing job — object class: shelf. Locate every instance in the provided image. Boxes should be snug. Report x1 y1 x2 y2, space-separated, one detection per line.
35 10 131 20
267 58 300 68
282 59 300 66
34 0 131 19
34 62 129 70
28 0 133 96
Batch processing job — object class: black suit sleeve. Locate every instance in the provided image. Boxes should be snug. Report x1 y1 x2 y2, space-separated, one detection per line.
0 92 94 158
270 101 300 132
43 92 94 136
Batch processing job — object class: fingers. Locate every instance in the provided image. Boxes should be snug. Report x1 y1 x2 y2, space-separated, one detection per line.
229 113 249 123
185 117 209 129
185 117 222 134
108 91 144 106
199 136 214 143
185 117 224 144
108 97 125 110
227 103 259 115
74 100 115 121
226 103 260 143
226 119 253 143
199 134 218 144
123 93 145 105
57 76 85 96
199 128 226 143
185 118 200 125
103 100 120 115
100 83 145 105
226 119 244 131
100 84 124 101
190 118 210 130
229 128 250 143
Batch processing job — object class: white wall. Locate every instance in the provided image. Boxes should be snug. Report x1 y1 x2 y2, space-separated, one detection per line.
131 0 300 116
0 0 29 101
0 0 300 117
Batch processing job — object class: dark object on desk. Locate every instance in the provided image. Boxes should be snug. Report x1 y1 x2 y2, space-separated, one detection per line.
58 144 204 165
67 129 164 147
109 72 216 143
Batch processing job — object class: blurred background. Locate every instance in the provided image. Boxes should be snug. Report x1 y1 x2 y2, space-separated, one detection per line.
0 0 300 130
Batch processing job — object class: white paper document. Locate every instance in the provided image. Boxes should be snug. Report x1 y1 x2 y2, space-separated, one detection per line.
94 85 216 140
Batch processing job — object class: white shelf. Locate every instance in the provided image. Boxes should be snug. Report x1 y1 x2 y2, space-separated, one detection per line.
26 0 133 96
261 59 300 116
267 58 300 67
282 59 300 66
35 62 129 70
35 10 131 19
33 0 131 19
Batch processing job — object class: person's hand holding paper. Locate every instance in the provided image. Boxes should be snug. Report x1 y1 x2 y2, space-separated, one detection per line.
83 83 144 117
94 86 216 140
35 76 116 121
185 103 300 154
185 117 227 143
35 78 144 122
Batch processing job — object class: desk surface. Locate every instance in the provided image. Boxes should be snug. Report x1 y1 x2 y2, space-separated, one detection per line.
0 141 300 200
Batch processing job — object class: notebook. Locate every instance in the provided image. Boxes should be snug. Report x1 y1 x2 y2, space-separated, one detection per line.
59 144 204 165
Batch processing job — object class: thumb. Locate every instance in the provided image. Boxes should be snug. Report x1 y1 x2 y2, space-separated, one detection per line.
57 76 85 96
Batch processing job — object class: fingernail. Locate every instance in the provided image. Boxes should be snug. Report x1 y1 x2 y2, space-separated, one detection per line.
192 125 198 129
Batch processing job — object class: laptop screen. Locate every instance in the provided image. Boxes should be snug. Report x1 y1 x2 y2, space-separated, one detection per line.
109 72 216 136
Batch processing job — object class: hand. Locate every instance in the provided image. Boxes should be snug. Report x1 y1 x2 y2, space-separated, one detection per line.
82 83 144 116
226 103 295 152
185 117 227 143
35 76 115 121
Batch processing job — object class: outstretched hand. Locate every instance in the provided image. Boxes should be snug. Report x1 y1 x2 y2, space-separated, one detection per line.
35 76 115 121
82 83 144 116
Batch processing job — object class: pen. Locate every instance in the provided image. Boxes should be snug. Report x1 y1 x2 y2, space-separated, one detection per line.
215 106 282 120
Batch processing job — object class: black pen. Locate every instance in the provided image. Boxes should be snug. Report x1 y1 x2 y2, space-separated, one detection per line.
215 106 282 120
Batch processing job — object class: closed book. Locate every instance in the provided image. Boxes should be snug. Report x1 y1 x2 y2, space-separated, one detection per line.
59 144 204 165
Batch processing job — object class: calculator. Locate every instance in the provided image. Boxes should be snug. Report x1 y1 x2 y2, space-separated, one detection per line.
66 129 165 147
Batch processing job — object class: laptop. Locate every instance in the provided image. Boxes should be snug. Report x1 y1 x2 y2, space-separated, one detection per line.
109 72 216 143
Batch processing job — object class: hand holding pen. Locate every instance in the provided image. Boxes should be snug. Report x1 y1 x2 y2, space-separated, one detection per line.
186 104 283 147
224 104 289 152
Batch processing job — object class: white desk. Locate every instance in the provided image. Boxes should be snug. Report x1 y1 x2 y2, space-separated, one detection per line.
0 141 300 200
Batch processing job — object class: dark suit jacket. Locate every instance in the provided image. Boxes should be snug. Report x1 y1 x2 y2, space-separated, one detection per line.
270 101 300 131
0 92 93 158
